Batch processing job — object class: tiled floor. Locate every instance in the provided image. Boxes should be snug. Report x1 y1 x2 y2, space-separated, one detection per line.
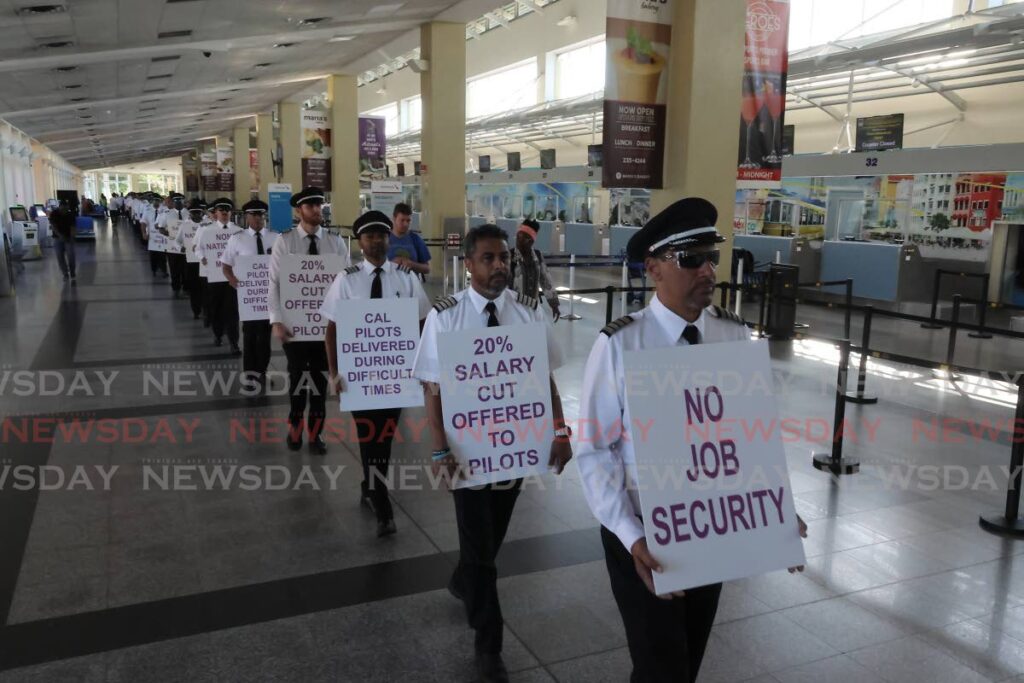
1 219 1023 681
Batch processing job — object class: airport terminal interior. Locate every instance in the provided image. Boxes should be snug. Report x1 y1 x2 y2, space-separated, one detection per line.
2 0 1024 681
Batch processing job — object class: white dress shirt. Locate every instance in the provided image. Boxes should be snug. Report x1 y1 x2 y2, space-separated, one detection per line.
197 221 243 282
412 286 563 385
321 259 432 323
575 295 751 553
268 225 351 326
221 227 279 267
175 219 202 263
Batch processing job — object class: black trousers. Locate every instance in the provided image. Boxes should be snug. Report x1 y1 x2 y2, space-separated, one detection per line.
242 320 272 377
149 250 167 275
450 478 523 654
283 341 328 437
601 526 721 683
207 281 239 345
352 408 403 522
167 253 186 292
185 264 204 318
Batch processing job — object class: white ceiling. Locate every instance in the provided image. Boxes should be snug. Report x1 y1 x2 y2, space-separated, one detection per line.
0 0 474 169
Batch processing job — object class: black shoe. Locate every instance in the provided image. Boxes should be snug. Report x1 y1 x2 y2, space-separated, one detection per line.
474 652 509 683
203 319 211 328
309 434 327 455
214 337 223 347
193 313 201 320
286 424 302 451
447 575 464 602
376 519 397 538
230 344 241 356
360 488 376 514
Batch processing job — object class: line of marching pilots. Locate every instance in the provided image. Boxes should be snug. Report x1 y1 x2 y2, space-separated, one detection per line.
116 187 807 683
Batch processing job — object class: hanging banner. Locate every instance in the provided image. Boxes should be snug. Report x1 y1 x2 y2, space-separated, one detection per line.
200 152 217 191
302 108 332 188
602 0 673 189
268 183 292 233
249 149 259 193
737 0 791 188
183 155 200 193
216 147 235 192
235 255 272 322
359 116 387 180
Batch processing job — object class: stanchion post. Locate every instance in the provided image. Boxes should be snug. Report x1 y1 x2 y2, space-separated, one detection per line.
812 338 860 475
735 255 745 316
946 294 961 370
620 258 628 317
562 253 582 321
979 378 1024 536
844 278 853 341
605 285 615 325
757 269 770 338
452 255 459 293
969 274 993 339
921 269 944 329
847 305 878 405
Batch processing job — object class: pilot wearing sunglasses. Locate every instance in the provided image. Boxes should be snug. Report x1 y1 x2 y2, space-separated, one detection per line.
574 197 752 682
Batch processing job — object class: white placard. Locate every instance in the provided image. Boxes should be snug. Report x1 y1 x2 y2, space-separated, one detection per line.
280 254 346 341
438 322 553 489
162 216 182 253
199 227 238 283
147 231 168 252
624 340 805 594
181 222 200 263
235 255 271 322
335 298 423 411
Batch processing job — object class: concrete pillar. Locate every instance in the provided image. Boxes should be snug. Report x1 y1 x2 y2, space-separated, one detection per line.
256 112 274 198
233 123 250 206
279 101 302 191
651 0 746 268
419 21 466 239
327 74 360 227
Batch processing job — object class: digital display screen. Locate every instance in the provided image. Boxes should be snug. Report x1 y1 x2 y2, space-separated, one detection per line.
9 207 29 222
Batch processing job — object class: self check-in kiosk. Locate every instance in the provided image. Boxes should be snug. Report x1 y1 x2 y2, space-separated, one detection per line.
8 206 40 260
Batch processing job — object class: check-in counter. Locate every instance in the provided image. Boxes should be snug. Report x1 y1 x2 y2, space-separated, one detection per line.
468 216 488 230
733 234 820 281
0 233 13 296
562 223 610 256
820 241 920 301
611 226 640 259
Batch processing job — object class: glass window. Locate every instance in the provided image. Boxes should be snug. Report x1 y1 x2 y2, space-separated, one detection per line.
789 0 956 52
402 96 422 132
467 59 537 118
362 103 399 137
554 38 606 100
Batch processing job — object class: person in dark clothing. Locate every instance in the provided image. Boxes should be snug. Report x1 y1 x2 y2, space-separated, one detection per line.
49 201 77 283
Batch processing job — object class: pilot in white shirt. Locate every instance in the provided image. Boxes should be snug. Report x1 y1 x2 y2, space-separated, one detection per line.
176 201 207 320
159 194 188 296
201 197 244 353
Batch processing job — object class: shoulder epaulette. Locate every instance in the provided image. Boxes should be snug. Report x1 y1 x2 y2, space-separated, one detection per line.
433 295 458 313
396 264 411 274
711 305 745 325
601 315 636 336
516 292 539 310
344 265 360 275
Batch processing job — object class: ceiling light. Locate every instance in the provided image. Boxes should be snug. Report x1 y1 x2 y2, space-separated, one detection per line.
298 17 329 26
158 30 192 39
273 42 295 48
254 62 271 68
329 35 355 43
151 55 180 62
61 84 82 90
53 65 77 72
38 40 74 49
17 4 66 16
238 76 254 82
556 14 577 27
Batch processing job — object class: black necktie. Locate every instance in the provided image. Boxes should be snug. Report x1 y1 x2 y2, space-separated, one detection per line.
682 325 700 345
307 234 318 255
485 301 499 327
256 232 265 255
370 267 383 299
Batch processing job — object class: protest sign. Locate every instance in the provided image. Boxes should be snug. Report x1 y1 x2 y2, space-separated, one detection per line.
438 322 553 488
235 255 271 322
279 254 345 341
147 230 168 252
199 226 239 283
624 340 805 594
334 298 422 411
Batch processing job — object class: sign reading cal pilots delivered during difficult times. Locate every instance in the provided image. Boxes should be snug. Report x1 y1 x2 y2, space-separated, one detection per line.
623 340 805 594
280 254 345 341
438 322 553 489
147 230 168 253
235 255 271 322
335 298 422 412
199 227 238 284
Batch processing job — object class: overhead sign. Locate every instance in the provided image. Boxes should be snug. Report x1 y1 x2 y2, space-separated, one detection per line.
235 255 272 322
624 340 805 594
737 0 791 188
334 298 423 411
602 0 673 189
370 180 403 218
856 114 905 152
268 183 292 233
302 108 332 188
437 322 554 489
479 155 491 173
279 254 346 341
781 124 795 156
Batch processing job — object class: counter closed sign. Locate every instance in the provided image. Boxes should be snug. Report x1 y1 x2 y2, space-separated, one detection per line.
438 322 553 489
280 254 345 341
335 298 422 411
235 255 271 322
624 340 805 594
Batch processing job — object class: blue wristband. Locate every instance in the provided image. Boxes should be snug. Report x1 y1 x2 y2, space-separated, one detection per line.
431 448 451 461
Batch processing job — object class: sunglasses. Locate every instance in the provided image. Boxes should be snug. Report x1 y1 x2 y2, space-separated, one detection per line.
664 250 720 269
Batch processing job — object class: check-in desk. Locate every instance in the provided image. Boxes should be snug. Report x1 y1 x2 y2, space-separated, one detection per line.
611 226 640 259
819 240 923 301
733 234 820 281
0 233 13 296
468 216 489 230
563 222 610 256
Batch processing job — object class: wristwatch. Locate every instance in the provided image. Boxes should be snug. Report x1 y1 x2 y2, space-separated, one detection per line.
554 426 572 439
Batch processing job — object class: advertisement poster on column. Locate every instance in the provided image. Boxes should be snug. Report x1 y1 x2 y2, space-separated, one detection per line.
249 149 259 192
301 109 332 188
601 0 673 189
200 153 217 191
183 156 200 192
216 147 235 192
359 116 387 180
737 0 791 188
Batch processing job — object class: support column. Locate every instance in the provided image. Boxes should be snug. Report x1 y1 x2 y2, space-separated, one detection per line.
232 123 250 207
419 22 466 239
651 0 746 269
256 112 274 198
279 101 302 192
327 74 360 226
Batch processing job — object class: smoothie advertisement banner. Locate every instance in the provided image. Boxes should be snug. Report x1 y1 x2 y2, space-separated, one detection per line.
200 152 217 191
216 147 234 193
359 116 387 180
302 108 332 189
601 0 673 189
737 0 790 188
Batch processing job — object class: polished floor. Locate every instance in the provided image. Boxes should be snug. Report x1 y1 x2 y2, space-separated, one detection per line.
1 219 1024 682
